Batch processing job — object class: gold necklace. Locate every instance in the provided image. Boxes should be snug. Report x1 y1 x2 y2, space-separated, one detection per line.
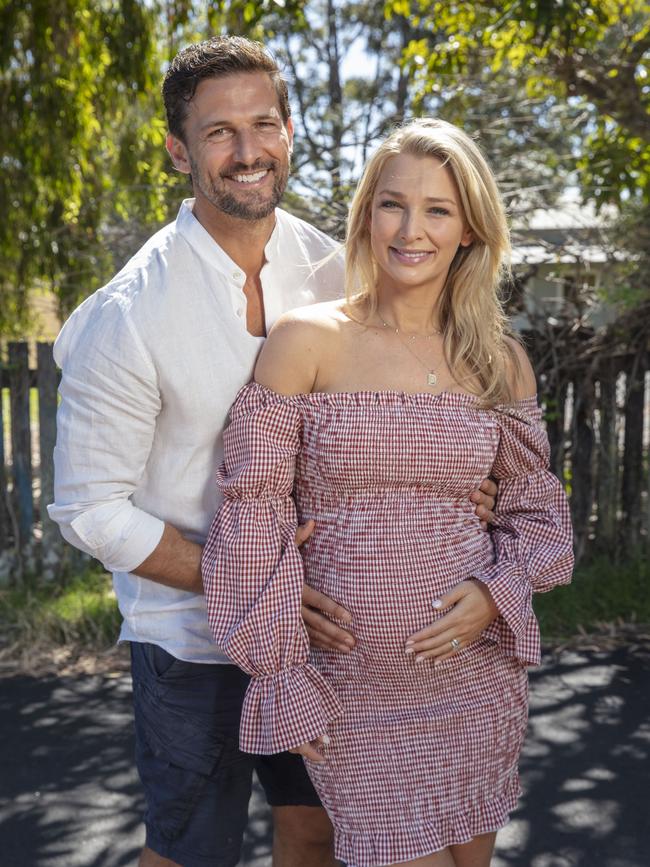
378 316 442 341
379 316 444 387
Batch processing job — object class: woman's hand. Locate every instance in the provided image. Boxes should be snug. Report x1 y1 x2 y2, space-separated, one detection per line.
289 733 330 763
405 580 498 664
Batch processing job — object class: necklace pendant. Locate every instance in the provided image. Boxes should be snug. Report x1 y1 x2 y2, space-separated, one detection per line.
427 373 437 386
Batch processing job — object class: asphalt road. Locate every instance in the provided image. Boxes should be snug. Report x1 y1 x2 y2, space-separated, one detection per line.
1 645 648 867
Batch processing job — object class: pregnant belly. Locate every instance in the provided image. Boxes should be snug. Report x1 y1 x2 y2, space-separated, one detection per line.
303 522 495 657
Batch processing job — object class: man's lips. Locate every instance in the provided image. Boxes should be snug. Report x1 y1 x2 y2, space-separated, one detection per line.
223 168 271 186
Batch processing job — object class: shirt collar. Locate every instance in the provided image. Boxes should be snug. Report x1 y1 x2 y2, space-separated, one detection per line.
176 198 285 281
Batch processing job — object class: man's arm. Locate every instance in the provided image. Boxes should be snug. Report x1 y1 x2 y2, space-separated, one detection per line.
49 298 193 585
134 523 203 592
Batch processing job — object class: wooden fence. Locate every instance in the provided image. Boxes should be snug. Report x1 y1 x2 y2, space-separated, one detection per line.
1 341 649 585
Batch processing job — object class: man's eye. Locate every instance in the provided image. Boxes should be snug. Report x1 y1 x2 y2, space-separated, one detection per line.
208 128 229 138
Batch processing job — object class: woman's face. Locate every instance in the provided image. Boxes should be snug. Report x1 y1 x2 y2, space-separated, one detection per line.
370 152 473 299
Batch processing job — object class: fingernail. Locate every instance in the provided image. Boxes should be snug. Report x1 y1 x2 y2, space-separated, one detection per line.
337 644 351 653
322 734 331 745
432 599 443 609
405 647 414 655
405 640 414 648
415 655 425 664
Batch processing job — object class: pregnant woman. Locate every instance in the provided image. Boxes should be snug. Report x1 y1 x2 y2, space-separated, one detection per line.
202 118 574 867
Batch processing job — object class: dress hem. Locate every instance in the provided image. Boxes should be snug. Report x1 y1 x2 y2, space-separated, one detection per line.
334 774 520 867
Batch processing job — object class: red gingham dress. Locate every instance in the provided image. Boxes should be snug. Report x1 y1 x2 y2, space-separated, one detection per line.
202 383 574 867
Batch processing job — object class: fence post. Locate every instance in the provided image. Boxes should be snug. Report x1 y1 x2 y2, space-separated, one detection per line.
570 375 595 563
0 376 9 564
595 359 620 554
8 342 33 579
620 355 647 553
37 342 62 581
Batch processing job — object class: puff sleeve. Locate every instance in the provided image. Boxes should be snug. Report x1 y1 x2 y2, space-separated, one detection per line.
473 396 574 665
202 383 342 754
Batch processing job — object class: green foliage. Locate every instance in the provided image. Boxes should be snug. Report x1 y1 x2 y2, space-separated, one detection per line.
0 568 121 653
386 0 650 207
534 555 650 639
0 0 182 332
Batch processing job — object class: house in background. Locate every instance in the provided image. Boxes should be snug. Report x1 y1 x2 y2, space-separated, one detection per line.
510 195 621 331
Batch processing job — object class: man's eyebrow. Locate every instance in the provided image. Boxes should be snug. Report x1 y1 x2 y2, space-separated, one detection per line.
377 189 456 204
199 113 279 131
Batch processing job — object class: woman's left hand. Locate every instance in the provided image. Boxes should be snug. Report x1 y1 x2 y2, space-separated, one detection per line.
405 580 499 664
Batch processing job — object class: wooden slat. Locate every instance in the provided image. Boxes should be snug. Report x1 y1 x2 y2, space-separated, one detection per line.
570 376 595 563
595 360 620 553
37 343 62 579
620 355 647 551
8 342 33 556
0 378 8 552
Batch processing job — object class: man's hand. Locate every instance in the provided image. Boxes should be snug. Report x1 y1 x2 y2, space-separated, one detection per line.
295 520 356 653
470 478 497 528
289 733 330 764
404 580 498 664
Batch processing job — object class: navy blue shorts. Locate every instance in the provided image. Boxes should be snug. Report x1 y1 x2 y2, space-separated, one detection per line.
130 642 322 867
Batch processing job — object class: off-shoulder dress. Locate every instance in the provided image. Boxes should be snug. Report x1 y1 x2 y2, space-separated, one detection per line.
202 383 573 867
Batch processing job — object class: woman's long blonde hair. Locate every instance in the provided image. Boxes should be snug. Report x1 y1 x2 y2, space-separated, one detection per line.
345 117 517 405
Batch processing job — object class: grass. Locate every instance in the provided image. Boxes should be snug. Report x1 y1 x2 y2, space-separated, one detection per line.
0 555 647 665
0 569 121 659
534 554 650 640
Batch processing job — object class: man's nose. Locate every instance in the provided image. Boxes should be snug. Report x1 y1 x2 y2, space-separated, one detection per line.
233 128 261 165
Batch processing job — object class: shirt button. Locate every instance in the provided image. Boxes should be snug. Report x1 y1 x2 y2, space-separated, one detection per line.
232 270 243 281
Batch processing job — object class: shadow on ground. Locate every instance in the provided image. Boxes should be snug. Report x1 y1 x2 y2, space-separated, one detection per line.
1 645 648 867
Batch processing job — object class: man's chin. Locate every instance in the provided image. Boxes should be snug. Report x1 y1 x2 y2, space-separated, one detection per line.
212 192 280 222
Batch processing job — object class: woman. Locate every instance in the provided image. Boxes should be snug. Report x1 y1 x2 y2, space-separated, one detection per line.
202 118 573 867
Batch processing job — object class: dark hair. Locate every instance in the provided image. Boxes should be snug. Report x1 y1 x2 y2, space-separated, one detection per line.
162 36 291 140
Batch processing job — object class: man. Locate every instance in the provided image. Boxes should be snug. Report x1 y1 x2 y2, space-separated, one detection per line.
49 36 496 867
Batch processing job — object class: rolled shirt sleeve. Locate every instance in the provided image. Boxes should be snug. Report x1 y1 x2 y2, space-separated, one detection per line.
48 292 165 573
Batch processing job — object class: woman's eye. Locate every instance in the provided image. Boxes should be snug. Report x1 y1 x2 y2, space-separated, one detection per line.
429 207 450 216
380 200 401 209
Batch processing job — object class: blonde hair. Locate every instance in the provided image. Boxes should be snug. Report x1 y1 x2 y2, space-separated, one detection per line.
345 117 517 405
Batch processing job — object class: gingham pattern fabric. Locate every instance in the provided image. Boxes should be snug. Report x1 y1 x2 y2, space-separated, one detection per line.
202 383 574 867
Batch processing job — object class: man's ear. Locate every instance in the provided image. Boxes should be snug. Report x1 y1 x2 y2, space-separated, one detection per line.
166 133 191 175
285 117 295 155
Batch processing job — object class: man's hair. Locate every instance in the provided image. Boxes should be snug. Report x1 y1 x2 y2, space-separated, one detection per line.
162 36 291 141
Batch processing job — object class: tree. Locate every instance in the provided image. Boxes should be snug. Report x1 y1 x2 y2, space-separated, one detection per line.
0 0 181 331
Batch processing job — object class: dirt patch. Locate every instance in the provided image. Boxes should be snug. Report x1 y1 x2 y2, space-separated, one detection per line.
0 642 131 679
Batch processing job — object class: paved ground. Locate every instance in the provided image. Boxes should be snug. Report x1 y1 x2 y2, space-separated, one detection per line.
1 645 648 867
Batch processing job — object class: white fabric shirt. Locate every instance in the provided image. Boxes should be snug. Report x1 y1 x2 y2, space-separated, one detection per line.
49 199 343 663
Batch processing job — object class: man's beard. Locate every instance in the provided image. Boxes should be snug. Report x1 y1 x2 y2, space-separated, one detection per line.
191 157 289 221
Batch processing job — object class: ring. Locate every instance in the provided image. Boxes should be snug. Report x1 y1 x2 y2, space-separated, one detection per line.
450 638 461 651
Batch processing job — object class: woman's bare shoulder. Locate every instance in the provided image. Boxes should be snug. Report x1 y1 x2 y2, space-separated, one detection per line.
255 300 348 395
503 335 537 401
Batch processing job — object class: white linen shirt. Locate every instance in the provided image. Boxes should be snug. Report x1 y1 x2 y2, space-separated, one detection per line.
48 198 343 663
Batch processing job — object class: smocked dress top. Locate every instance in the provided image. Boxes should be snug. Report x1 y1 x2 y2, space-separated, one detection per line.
202 383 573 867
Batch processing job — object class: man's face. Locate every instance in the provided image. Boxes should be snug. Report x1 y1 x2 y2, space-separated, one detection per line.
167 71 294 221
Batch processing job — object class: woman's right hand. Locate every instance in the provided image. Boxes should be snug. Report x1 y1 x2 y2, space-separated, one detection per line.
289 733 330 763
